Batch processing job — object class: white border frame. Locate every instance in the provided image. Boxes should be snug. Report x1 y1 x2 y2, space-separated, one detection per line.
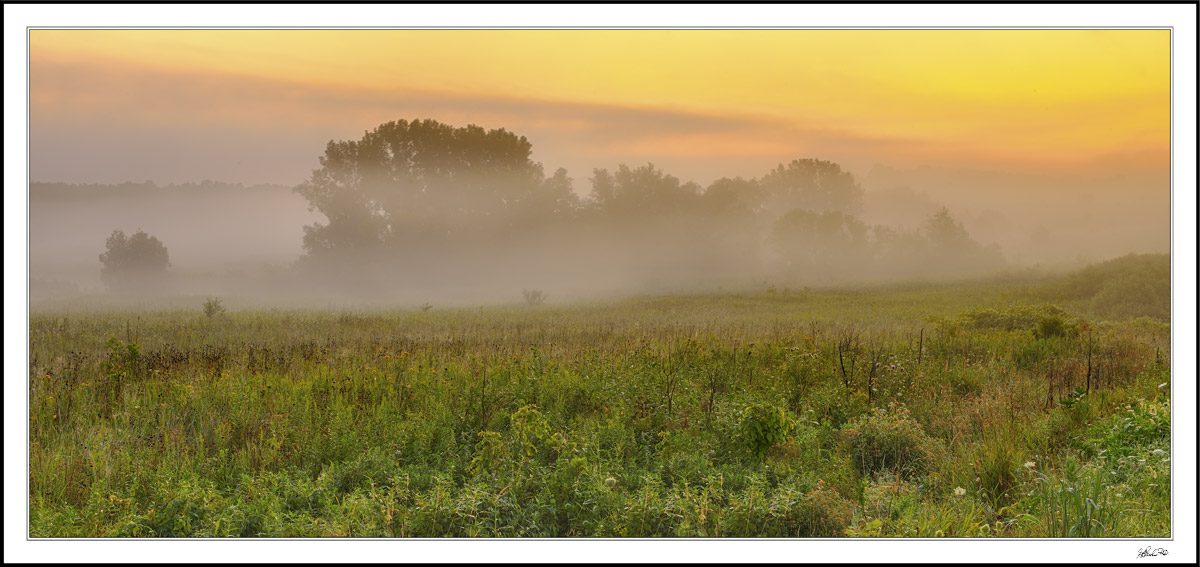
5 3 1196 564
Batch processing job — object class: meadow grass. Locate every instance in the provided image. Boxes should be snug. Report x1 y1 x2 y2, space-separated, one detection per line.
27 279 1171 537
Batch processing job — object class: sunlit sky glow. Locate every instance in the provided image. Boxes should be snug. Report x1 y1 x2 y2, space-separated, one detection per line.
29 28 1169 186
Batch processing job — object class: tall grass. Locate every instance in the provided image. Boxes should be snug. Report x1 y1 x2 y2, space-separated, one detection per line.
28 279 1171 537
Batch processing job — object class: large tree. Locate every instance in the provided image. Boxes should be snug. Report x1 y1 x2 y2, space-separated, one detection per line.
759 158 865 217
295 119 550 259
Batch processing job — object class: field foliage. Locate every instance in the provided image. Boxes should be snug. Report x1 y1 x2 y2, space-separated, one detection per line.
28 270 1172 537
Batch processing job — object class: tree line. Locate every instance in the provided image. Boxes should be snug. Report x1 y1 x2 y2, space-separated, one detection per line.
90 118 1004 294
291 118 1003 290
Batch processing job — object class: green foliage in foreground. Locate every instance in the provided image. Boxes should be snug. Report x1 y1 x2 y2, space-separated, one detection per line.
28 282 1171 537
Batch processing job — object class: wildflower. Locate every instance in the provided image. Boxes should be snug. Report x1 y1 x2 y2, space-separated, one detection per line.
1023 461 1036 470
953 486 966 496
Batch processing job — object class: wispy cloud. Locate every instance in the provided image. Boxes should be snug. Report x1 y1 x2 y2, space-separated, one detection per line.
30 52 952 186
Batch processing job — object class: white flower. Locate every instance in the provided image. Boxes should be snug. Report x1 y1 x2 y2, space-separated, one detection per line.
953 486 966 496
1023 461 1036 470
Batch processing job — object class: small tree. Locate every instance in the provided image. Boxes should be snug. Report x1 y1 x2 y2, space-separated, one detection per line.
203 297 226 318
522 288 547 307
99 229 170 292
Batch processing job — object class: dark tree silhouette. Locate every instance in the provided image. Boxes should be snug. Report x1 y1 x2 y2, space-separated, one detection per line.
99 229 170 291
920 207 1005 275
924 207 973 253
586 163 701 221
700 176 766 217
771 209 870 278
760 158 865 216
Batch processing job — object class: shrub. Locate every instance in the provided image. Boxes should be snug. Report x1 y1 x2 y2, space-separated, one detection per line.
469 430 509 479
844 403 937 480
203 297 226 318
808 382 869 429
955 303 1080 342
795 484 856 537
736 402 790 461
1033 312 1075 340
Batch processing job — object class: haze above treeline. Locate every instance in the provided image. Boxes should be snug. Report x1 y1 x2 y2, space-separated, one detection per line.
28 118 1170 308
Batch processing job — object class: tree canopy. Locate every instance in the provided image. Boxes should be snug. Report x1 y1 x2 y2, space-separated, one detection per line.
759 158 864 216
295 119 549 258
586 163 701 221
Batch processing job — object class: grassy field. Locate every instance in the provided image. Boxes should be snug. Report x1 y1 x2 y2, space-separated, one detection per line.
27 261 1172 538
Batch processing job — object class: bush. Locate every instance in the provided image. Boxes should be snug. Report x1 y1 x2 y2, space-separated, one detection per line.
958 303 1074 334
807 382 869 429
736 402 790 461
203 297 226 318
844 404 938 480
795 484 856 537
1033 312 1076 340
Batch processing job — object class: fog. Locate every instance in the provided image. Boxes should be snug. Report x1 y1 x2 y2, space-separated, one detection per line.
27 120 1171 311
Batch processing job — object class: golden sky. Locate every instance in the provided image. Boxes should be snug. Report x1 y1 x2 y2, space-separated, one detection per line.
29 29 1170 186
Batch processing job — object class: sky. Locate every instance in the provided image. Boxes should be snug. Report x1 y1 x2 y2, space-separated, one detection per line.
27 28 1170 188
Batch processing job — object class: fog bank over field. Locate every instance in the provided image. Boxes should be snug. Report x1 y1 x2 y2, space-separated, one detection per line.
27 119 1171 311
861 162 1171 265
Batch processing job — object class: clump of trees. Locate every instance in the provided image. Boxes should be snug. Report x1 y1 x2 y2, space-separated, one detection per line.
98 229 170 292
292 118 1006 292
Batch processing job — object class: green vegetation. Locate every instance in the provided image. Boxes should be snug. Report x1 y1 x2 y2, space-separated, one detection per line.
28 272 1171 537
1040 253 1170 321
